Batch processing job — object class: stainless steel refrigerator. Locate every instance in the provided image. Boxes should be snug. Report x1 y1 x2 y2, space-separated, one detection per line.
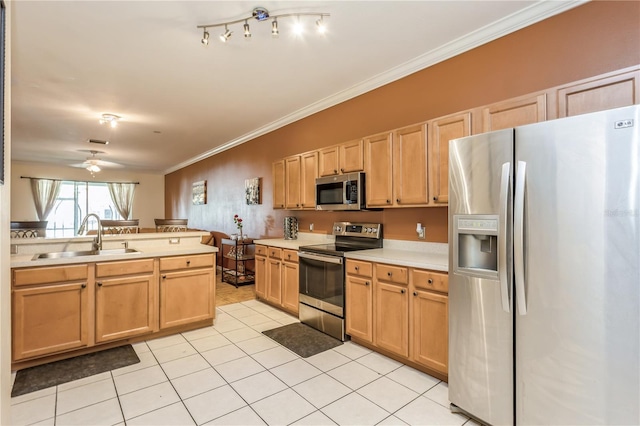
448 105 639 425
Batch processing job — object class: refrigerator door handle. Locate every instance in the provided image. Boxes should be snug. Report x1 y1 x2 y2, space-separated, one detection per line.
498 162 511 313
514 160 527 315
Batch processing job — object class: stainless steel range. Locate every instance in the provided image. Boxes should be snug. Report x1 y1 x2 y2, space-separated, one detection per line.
298 222 382 341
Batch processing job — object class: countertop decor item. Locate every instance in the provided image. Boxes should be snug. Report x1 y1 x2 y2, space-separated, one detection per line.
233 214 244 240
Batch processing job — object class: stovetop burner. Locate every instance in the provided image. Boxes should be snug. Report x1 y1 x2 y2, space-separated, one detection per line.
298 222 383 256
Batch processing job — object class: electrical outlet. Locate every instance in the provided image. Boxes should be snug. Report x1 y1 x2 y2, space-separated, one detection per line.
310 223 314 231
416 223 425 239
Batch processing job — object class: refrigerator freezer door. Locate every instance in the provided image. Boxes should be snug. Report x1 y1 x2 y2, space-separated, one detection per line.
515 105 640 425
449 129 515 426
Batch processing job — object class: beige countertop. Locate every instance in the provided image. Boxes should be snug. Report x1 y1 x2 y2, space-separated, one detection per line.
11 232 218 268
255 236 449 272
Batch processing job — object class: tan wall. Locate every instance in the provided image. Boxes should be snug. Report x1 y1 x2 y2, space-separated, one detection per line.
165 1 640 242
11 162 165 230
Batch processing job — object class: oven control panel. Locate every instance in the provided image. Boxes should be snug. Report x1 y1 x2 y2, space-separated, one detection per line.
332 222 382 239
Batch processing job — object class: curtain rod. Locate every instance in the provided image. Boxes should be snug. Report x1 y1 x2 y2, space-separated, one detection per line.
21 176 140 184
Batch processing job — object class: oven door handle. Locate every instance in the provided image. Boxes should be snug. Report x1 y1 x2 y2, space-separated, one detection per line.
298 251 344 265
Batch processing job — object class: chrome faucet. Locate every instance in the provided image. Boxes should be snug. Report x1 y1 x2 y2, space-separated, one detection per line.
78 213 103 251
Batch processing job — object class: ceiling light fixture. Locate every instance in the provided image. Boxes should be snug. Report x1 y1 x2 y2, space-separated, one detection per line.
197 7 329 45
85 151 102 175
99 113 121 128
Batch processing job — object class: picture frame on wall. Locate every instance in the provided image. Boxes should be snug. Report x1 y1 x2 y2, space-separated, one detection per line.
245 177 261 205
192 180 206 205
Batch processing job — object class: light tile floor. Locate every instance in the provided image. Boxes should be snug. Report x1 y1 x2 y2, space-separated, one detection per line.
11 300 478 426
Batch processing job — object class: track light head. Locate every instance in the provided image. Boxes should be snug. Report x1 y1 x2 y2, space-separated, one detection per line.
201 30 210 45
293 16 304 35
271 19 279 37
316 17 326 34
220 25 232 42
243 20 251 38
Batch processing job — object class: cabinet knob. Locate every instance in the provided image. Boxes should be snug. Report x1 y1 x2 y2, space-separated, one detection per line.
334 169 338 174
413 291 418 296
386 199 391 204
387 272 392 277
396 198 400 203
287 254 291 259
400 289 406 294
433 196 438 201
81 283 87 289
354 266 359 271
340 168 344 173
365 281 370 286
97 281 103 287
428 278 433 284
186 260 191 266
162 275 167 279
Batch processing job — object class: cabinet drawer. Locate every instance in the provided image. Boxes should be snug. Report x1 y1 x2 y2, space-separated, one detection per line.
346 260 372 277
376 264 408 285
256 245 268 256
268 247 283 260
160 254 214 271
412 269 448 293
283 249 298 263
96 259 155 278
13 264 88 287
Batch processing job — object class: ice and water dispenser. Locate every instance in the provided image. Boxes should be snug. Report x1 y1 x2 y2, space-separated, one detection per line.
453 215 500 279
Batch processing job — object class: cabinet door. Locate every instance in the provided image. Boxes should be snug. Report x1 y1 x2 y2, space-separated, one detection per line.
160 268 214 329
411 289 448 374
95 274 156 343
318 145 340 177
482 93 546 132
364 132 394 207
13 282 89 360
282 260 299 314
340 139 364 173
267 259 282 305
429 112 470 205
285 156 301 209
345 275 373 342
374 281 409 357
557 68 640 118
273 160 286 209
300 151 318 209
394 123 429 206
255 255 267 299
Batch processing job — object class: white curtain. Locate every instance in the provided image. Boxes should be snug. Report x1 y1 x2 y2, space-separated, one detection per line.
107 183 136 220
30 178 61 221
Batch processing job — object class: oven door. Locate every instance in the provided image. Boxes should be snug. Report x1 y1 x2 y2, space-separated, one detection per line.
298 251 345 317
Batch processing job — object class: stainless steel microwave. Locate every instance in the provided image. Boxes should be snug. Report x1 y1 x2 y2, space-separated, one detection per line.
315 172 365 211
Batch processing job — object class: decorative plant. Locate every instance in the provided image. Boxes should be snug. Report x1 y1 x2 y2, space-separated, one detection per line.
233 214 243 238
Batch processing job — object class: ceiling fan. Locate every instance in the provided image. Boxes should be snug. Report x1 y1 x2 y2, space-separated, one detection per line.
71 150 124 174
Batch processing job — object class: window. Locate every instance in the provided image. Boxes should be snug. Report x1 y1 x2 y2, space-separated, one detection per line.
46 181 123 237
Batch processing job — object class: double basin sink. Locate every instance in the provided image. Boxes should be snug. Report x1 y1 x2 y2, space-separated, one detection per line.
33 248 139 260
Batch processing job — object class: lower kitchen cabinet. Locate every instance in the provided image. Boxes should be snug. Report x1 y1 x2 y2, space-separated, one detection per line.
12 265 90 361
345 260 373 342
95 259 157 343
159 254 215 329
255 244 300 316
345 260 449 379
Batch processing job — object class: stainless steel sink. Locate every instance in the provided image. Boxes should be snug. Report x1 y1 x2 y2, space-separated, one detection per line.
33 248 139 260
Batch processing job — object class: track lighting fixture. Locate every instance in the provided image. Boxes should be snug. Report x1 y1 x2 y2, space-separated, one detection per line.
219 25 232 42
99 113 120 128
197 7 329 45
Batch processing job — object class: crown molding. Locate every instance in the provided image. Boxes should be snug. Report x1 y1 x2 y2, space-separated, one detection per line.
165 0 587 175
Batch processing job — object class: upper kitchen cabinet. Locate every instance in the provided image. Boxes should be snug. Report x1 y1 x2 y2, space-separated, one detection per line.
272 160 285 209
556 66 640 118
318 139 364 177
428 113 471 205
480 93 547 132
365 124 430 208
283 152 318 210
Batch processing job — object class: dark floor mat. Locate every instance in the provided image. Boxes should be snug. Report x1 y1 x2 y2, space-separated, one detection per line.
263 323 343 358
12 345 140 397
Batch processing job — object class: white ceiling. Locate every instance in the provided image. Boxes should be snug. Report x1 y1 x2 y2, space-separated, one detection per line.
10 1 581 174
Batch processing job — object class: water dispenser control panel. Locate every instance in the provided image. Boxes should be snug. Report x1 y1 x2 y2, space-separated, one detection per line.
453 214 500 280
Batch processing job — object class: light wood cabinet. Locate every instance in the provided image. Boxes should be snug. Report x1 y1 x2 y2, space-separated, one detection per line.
282 249 299 314
284 155 301 209
266 247 283 305
557 67 640 118
94 259 156 343
364 131 394 207
428 112 471 205
345 260 373 342
273 159 285 209
12 265 90 361
159 254 215 329
410 268 448 375
319 139 364 177
374 264 409 357
481 93 546 132
393 124 430 206
255 245 267 299
300 151 318 209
